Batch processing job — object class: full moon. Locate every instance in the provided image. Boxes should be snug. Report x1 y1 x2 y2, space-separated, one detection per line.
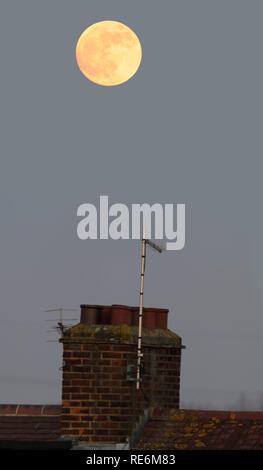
76 21 142 86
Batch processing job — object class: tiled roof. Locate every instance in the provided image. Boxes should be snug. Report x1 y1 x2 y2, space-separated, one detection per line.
1 405 263 449
0 405 61 441
135 409 263 450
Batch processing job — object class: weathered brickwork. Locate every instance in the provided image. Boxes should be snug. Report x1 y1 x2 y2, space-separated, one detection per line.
61 324 183 443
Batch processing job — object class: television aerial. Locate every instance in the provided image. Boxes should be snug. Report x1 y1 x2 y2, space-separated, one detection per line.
136 229 164 389
45 307 79 342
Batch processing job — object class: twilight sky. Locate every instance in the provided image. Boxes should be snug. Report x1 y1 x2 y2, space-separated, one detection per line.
1 0 263 409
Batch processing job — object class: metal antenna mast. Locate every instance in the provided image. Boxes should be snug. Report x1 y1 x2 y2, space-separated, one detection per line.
136 229 163 390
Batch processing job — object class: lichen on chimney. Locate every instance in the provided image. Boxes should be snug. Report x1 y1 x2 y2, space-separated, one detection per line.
61 322 182 348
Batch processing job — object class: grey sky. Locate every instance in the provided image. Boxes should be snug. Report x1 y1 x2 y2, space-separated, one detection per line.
1 1 263 408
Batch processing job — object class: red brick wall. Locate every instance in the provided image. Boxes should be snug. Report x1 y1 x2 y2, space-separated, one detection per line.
61 341 182 443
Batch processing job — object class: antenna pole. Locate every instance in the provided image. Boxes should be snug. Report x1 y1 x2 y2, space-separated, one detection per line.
136 227 146 390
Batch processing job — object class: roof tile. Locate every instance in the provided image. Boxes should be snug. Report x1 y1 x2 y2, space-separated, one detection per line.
135 409 263 450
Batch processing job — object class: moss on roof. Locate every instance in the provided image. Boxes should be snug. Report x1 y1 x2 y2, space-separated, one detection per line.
135 409 263 450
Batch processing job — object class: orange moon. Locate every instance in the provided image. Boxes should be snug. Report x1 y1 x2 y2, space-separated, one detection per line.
76 21 142 86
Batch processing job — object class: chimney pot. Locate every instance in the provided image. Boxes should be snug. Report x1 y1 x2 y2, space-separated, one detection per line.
111 305 132 326
80 304 100 325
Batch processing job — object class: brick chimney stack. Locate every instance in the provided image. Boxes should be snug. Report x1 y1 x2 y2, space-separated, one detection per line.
60 304 183 446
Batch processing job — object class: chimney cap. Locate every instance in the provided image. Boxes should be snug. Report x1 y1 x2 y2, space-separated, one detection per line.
112 304 132 308
80 304 101 308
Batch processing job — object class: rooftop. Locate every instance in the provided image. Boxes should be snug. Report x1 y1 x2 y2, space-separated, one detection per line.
135 408 263 450
1 405 263 449
0 405 61 442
